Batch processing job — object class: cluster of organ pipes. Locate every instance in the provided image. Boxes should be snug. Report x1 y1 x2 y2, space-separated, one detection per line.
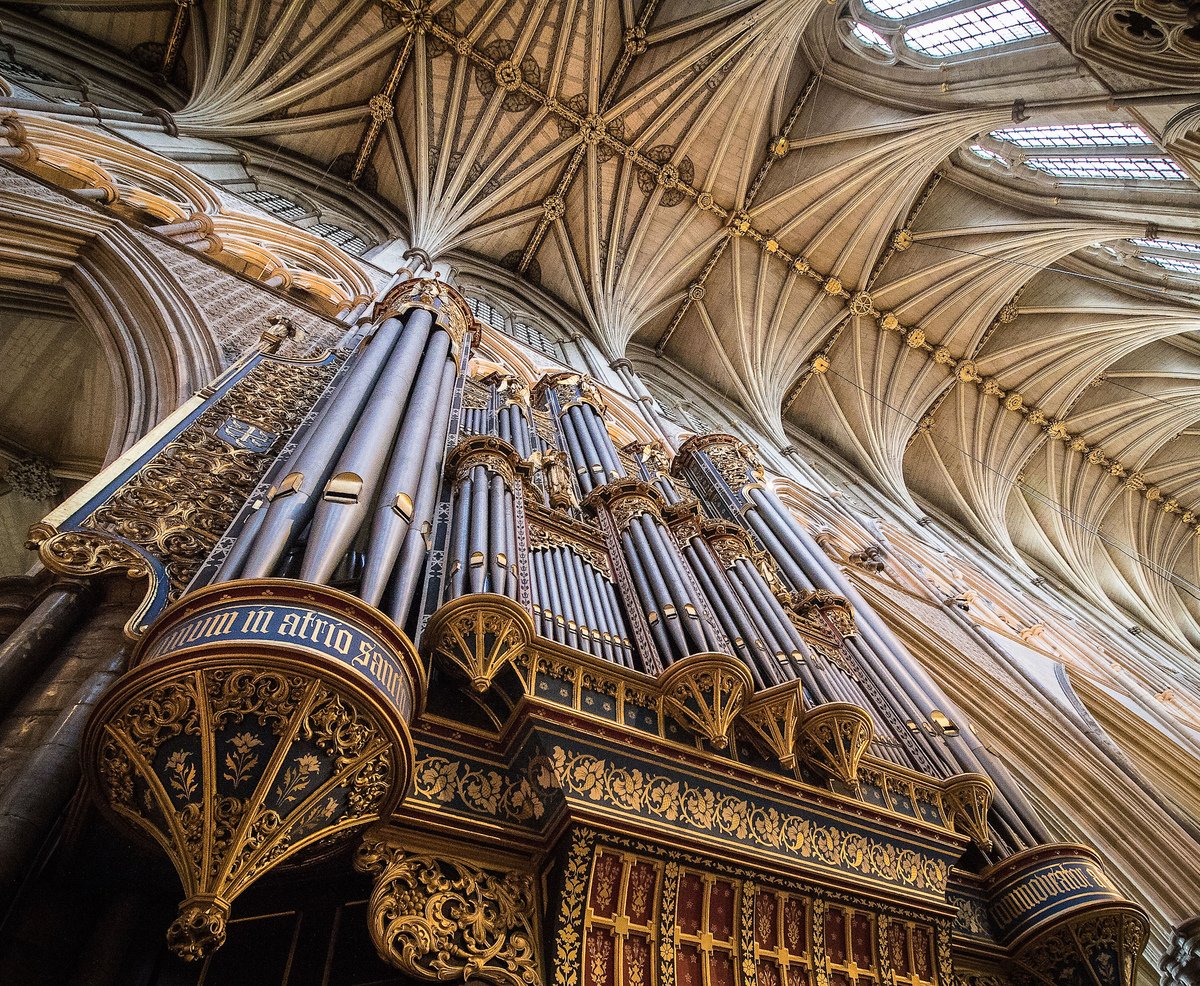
214 286 467 631
528 541 635 667
201 281 1051 862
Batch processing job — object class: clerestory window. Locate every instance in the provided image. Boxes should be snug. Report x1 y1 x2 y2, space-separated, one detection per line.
992 123 1154 149
1142 255 1200 276
465 295 561 358
242 188 374 255
841 0 1049 66
1024 156 1188 180
969 123 1191 183
1129 237 1200 255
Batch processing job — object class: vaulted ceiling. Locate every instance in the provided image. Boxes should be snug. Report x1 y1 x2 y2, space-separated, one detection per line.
7 0 1200 649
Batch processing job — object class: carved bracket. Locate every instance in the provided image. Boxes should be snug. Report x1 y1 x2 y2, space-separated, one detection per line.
355 833 543 985
739 679 806 768
424 592 535 692
942 772 995 852
799 703 874 784
658 651 753 749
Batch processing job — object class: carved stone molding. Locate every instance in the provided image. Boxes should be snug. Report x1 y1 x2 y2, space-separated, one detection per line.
672 432 765 493
584 477 666 531
376 277 479 357
1075 0 1200 86
657 651 753 748
533 370 607 415
447 434 524 487
1162 916 1200 986
355 834 543 985
789 589 858 639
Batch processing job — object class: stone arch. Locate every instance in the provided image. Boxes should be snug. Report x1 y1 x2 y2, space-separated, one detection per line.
0 191 221 460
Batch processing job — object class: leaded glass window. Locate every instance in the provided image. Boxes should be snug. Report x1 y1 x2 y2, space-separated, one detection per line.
841 0 1049 66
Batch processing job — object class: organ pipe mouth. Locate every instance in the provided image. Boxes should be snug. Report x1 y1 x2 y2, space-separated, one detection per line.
324 471 363 503
269 471 304 500
930 709 959 736
391 492 414 519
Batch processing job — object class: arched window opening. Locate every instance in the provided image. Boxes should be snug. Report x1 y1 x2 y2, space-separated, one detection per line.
968 122 1190 182
307 222 369 257
464 294 561 358
240 187 375 257
840 0 1049 66
1142 254 1200 276
242 188 311 223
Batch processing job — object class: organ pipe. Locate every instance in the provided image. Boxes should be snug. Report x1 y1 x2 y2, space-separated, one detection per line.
672 433 1049 854
443 437 523 603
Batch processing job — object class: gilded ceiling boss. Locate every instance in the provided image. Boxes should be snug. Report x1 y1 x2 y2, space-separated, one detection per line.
0 1 1195 985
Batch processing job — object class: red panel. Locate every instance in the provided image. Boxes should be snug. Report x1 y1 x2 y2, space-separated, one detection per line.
788 961 813 986
709 951 736 986
783 897 806 955
851 913 876 970
678 943 703 986
710 880 735 940
832 972 852 986
589 852 623 919
678 872 705 936
826 907 848 965
624 934 653 985
756 891 779 950
584 928 617 986
888 922 911 977
912 926 933 981
758 963 783 986
626 860 659 926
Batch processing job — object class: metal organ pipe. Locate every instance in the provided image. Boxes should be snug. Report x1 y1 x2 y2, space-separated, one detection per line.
580 562 615 664
501 489 518 597
735 497 950 769
488 474 506 591
745 484 1045 847
443 438 522 604
572 552 607 661
681 541 769 689
567 409 606 493
447 481 471 599
620 529 675 662
384 358 458 626
238 316 405 579
467 465 488 594
298 309 437 584
559 412 593 496
549 547 580 650
562 548 595 654
599 578 631 666
640 515 718 654
537 549 566 644
578 406 623 481
358 335 454 606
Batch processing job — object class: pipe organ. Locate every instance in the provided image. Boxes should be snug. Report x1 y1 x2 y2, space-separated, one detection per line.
24 277 1149 986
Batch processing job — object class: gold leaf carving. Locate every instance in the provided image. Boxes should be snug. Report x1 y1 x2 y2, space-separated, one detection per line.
356 839 543 985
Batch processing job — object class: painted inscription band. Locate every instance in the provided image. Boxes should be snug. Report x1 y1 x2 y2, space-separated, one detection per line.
133 579 425 722
984 844 1125 946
